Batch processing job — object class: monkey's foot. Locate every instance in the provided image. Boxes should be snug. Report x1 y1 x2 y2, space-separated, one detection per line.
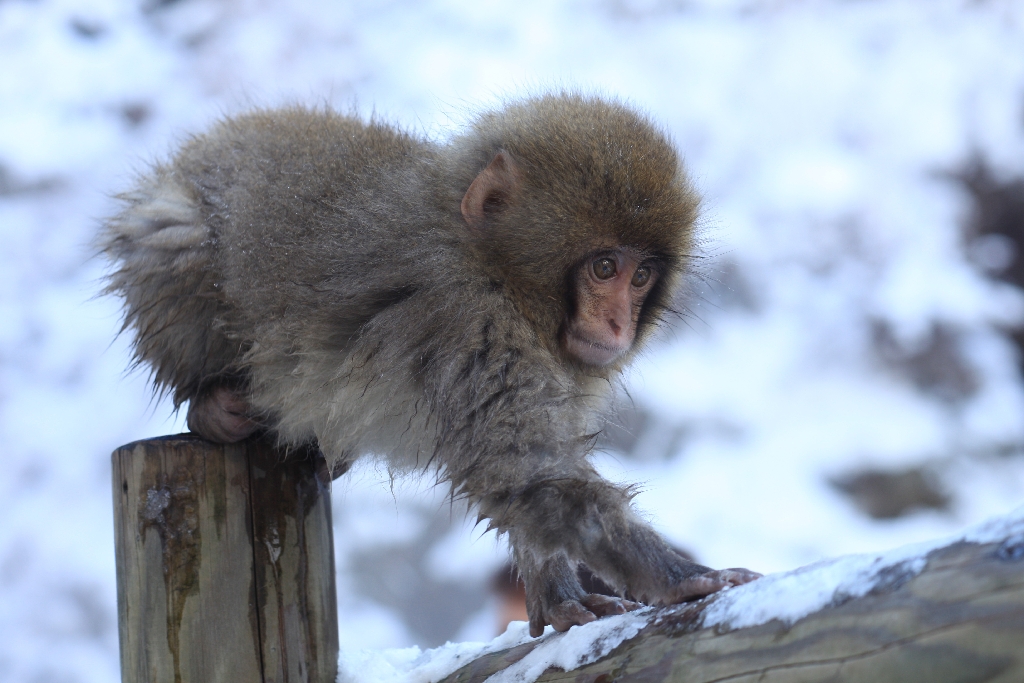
669 567 762 603
530 594 641 637
186 386 259 443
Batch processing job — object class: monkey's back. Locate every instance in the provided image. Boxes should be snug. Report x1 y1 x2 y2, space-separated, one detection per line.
102 108 452 408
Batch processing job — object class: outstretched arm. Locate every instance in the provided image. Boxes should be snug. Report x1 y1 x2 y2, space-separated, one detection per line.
410 294 759 635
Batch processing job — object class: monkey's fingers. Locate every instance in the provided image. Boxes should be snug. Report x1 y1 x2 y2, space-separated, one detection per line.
720 567 763 584
530 599 598 637
580 594 641 617
669 567 762 603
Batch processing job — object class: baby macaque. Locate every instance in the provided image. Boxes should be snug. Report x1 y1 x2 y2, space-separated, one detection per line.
101 92 760 636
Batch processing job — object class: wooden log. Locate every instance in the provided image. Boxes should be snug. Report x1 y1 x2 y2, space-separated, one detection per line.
111 434 338 683
440 536 1024 683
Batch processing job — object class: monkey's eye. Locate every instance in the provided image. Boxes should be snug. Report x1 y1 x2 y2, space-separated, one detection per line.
631 265 652 288
592 257 617 280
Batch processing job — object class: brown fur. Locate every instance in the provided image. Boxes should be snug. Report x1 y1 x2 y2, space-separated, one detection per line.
100 92 758 636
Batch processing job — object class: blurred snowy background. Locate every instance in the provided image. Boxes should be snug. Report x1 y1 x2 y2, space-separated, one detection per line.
4 0 1024 680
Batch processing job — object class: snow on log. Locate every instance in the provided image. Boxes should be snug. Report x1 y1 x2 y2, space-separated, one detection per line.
363 506 1024 683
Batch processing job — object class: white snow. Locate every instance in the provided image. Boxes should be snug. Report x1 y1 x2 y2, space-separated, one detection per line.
485 611 650 683
337 608 651 683
337 620 536 683
5 1 1024 681
701 503 1024 631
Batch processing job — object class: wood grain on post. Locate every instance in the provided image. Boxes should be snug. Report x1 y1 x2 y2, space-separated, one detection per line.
111 434 338 683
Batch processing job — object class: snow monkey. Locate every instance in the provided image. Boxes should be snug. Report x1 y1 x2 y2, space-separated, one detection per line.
100 92 760 637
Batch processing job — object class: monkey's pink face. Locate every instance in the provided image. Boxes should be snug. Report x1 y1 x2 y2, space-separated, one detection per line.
562 248 658 367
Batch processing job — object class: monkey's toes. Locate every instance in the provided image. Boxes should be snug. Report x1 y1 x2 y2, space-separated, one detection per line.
580 594 641 617
718 567 762 585
187 387 259 443
670 567 762 602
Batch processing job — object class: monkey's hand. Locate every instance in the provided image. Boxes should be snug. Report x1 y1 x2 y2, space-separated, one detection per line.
528 566 760 636
521 555 641 637
502 480 762 636
531 593 642 639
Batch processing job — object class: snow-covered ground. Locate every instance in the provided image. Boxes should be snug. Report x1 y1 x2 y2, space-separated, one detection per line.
3 1 1024 682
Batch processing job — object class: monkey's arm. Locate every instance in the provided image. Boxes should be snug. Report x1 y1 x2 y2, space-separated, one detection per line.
397 294 759 636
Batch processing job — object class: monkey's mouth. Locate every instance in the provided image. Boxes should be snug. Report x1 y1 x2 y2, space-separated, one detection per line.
564 328 628 367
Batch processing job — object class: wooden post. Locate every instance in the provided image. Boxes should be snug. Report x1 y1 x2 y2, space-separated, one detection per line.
111 434 339 683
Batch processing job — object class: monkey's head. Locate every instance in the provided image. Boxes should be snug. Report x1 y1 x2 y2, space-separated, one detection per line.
453 93 700 371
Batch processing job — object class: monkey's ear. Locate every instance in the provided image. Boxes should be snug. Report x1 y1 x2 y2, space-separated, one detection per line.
461 150 520 229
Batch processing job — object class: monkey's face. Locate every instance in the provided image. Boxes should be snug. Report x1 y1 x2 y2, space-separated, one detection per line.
562 248 659 367
460 141 692 370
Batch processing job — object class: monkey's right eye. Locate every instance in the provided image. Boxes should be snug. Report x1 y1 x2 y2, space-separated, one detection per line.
592 257 617 280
